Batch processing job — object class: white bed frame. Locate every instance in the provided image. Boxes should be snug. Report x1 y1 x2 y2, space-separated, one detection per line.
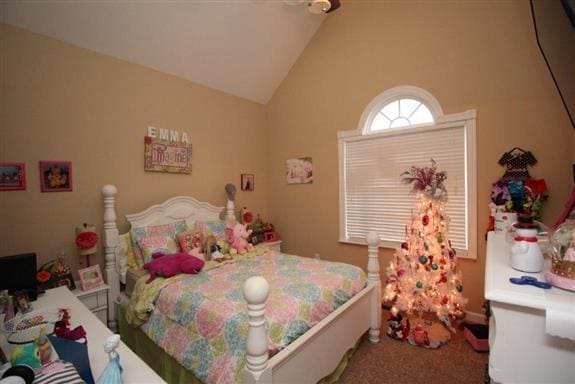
101 184 382 383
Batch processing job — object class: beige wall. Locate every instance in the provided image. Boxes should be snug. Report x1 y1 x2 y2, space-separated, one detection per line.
266 1 574 313
533 0 575 131
0 24 269 274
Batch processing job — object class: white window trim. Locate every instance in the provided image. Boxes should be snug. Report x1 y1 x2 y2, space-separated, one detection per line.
357 85 443 135
338 86 477 259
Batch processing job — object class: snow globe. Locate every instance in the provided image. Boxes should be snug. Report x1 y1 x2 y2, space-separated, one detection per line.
545 222 575 291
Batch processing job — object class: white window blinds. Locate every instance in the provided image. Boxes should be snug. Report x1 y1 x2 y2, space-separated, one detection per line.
342 124 468 251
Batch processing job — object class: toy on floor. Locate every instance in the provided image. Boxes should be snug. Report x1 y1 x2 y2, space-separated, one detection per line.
143 252 205 283
226 222 254 255
96 334 123 384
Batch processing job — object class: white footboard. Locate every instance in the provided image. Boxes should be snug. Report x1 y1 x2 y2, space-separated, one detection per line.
243 232 381 383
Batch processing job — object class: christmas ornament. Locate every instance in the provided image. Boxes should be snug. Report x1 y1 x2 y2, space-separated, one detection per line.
422 215 430 226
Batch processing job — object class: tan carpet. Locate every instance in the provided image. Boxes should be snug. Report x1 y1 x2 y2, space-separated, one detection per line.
339 317 489 384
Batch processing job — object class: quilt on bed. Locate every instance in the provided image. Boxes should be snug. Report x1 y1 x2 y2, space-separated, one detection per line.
126 250 367 384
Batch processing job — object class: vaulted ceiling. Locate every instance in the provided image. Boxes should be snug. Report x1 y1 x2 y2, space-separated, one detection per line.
0 1 326 104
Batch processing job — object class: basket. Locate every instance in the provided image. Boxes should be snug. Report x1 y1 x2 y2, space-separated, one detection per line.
1 308 62 344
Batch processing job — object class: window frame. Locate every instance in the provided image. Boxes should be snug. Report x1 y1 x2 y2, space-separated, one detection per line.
338 86 477 259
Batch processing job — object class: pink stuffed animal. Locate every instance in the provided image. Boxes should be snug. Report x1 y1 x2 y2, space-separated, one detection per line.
143 252 205 283
226 223 254 255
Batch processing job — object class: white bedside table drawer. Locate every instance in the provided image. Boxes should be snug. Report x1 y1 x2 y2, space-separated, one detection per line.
73 283 109 326
80 290 107 311
265 240 282 252
93 307 107 325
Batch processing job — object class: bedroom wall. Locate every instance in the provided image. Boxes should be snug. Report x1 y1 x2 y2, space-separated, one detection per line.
0 24 269 274
265 1 574 314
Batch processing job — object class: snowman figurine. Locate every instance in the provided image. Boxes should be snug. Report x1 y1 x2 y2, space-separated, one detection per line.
510 214 543 273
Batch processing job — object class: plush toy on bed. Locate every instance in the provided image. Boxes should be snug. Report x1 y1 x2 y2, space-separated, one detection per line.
226 222 254 255
143 252 205 283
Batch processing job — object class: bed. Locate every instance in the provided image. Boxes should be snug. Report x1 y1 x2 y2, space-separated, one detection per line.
100 184 382 383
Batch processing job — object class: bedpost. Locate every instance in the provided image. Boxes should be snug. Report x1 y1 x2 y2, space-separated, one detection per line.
102 184 120 331
243 276 272 383
226 198 235 222
366 232 382 343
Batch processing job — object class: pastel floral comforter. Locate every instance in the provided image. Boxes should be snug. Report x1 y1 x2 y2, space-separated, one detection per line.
127 250 367 383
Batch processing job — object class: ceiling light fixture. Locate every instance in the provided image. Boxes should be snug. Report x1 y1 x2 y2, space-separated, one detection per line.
285 0 341 15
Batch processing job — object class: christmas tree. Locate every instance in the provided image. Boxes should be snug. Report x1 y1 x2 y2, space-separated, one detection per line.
384 160 467 348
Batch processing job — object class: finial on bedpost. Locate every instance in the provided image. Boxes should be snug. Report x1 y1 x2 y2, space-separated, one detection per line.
102 185 120 331
243 276 270 382
366 232 381 343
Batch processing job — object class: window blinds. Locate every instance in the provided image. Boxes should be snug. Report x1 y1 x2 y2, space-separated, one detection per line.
343 124 467 251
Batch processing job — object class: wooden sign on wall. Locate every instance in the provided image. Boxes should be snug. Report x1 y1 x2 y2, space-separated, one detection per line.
144 136 192 174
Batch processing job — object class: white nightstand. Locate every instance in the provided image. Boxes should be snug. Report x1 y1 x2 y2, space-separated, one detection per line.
264 240 282 252
72 283 109 325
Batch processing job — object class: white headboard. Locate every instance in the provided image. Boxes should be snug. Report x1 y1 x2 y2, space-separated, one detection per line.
126 196 224 229
101 184 235 330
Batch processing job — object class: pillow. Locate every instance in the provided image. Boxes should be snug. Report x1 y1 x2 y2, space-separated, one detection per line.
194 220 230 254
137 235 180 263
178 230 205 252
130 221 188 267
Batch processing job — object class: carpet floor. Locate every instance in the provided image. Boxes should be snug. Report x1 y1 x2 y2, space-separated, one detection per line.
339 317 489 384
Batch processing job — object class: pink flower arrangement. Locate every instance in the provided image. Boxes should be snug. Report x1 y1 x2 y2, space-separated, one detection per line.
401 159 448 201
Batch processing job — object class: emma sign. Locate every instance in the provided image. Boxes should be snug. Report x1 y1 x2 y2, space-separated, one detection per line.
147 126 189 144
144 127 192 174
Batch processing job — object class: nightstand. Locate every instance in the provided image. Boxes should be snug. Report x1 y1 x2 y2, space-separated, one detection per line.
264 240 282 252
72 283 109 325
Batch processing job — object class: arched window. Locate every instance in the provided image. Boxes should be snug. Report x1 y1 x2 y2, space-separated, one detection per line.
369 99 433 131
338 86 477 258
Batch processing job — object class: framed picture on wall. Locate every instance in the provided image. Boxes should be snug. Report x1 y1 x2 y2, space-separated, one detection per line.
286 157 313 184
241 174 254 191
39 161 72 192
0 162 26 191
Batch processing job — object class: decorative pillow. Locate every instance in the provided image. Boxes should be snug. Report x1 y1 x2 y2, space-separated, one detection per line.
124 233 139 271
178 230 205 252
130 221 188 267
137 235 180 263
194 220 230 253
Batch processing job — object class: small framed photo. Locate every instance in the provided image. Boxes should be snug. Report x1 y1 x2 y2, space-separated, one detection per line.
78 264 104 291
0 162 26 191
39 161 72 192
241 174 254 191
14 290 32 314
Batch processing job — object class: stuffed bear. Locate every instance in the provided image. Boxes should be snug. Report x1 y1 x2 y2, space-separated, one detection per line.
225 222 254 255
143 252 205 283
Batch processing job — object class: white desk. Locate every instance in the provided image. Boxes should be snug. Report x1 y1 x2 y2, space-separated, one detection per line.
485 232 575 384
34 286 165 384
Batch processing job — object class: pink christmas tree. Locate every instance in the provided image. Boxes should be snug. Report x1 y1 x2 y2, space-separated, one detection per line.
384 160 467 348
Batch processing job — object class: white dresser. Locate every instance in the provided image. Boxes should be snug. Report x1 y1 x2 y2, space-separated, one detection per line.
34 286 165 383
485 232 575 383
